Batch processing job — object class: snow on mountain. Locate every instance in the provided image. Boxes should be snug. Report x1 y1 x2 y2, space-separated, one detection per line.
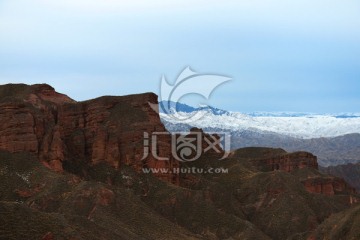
159 103 360 139
159 101 228 115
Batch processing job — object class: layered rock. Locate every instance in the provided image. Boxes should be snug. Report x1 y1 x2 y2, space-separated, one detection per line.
1 92 360 240
238 147 357 199
320 163 360 192
256 151 318 172
0 84 179 183
302 176 357 196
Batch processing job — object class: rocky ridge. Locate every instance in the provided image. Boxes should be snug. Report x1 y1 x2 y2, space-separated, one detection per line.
0 84 178 183
0 84 359 240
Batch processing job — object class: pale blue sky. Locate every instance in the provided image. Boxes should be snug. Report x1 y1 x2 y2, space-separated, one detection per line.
0 0 359 113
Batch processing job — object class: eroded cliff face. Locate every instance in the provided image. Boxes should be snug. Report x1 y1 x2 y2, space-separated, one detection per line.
245 149 356 197
2 84 360 240
302 177 357 196
0 84 179 183
255 151 319 172
0 83 356 193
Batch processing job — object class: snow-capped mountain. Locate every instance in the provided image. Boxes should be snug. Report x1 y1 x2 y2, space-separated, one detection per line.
159 101 360 166
159 101 360 139
159 101 228 115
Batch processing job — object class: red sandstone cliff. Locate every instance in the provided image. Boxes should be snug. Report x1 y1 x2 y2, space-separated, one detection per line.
247 149 356 196
0 84 179 183
0 83 357 196
302 176 357 196
255 151 319 172
2 84 360 240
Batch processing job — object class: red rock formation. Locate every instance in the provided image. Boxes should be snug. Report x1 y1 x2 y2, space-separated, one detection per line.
0 84 179 184
249 149 358 199
302 177 356 196
256 151 319 172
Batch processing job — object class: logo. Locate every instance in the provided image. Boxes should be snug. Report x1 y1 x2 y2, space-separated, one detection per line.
142 131 231 162
172 132 202 162
149 66 231 122
143 67 232 163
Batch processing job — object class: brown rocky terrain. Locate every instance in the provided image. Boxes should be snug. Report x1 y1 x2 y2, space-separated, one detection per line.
0 83 178 183
320 163 360 192
253 151 319 172
1 84 360 240
308 203 360 240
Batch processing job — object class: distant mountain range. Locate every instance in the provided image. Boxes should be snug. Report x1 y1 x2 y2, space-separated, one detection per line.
159 101 228 115
160 101 360 167
160 101 360 119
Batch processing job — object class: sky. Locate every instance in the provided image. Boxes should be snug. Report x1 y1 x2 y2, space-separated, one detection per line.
0 0 359 113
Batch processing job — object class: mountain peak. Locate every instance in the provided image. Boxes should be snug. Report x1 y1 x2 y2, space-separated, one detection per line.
0 83 75 105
